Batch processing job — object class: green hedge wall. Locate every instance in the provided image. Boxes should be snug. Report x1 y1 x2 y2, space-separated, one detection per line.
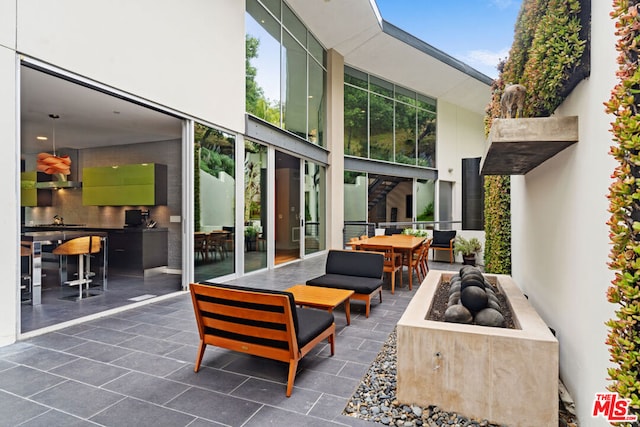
605 0 640 417
483 0 588 274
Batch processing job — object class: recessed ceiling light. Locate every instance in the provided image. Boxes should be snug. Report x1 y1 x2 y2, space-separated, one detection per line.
36 136 48 141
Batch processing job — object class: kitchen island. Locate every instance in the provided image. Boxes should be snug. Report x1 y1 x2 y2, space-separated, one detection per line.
21 226 168 305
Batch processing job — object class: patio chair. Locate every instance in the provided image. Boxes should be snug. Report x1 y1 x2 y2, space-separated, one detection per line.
190 282 335 397
431 230 456 263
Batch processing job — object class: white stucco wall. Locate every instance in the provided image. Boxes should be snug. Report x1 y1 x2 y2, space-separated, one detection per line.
0 0 16 49
511 2 618 423
16 0 245 133
437 101 486 224
0 45 18 346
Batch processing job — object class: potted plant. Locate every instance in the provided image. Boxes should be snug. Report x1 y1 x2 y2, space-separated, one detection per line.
244 225 258 251
454 236 482 266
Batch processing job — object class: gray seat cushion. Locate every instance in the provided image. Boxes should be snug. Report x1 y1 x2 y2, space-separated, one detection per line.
306 274 383 294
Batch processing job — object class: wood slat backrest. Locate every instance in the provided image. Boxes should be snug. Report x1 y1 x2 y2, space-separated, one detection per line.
52 236 102 256
190 283 298 362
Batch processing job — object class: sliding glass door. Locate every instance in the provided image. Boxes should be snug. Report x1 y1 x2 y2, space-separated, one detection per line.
275 151 301 265
193 123 235 282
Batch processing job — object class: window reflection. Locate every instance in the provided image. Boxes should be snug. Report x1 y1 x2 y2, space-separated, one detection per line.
194 123 235 281
245 0 326 147
369 94 393 161
244 141 267 273
304 161 325 255
344 66 437 168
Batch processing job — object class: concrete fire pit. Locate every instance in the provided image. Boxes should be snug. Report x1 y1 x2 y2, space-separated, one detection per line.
397 270 558 426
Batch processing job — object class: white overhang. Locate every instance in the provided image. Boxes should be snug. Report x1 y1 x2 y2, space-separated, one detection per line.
286 0 493 114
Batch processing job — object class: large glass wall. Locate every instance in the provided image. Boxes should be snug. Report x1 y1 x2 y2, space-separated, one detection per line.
194 123 235 282
244 141 268 273
246 0 327 146
304 160 326 255
344 65 437 167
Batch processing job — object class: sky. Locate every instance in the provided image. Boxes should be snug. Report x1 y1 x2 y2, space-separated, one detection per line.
374 0 523 78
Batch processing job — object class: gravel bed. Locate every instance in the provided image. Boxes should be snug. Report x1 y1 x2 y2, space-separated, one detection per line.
343 329 504 427
343 328 578 427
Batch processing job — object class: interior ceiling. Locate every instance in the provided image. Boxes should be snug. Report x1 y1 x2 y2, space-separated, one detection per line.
20 66 182 155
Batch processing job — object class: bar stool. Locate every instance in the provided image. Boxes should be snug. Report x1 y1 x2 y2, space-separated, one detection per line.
20 242 32 301
52 236 102 300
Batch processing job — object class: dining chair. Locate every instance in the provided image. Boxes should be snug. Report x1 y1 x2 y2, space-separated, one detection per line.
20 242 32 301
360 243 402 294
194 233 208 261
411 239 432 283
347 237 361 250
206 233 226 261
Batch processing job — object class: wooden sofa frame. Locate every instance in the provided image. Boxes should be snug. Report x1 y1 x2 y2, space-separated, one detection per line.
190 282 335 397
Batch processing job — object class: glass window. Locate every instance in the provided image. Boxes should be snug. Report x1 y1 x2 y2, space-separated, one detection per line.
395 102 416 165
246 0 326 146
370 75 394 98
283 3 306 47
282 30 307 139
194 123 235 281
308 59 325 146
308 33 325 68
345 66 368 89
304 160 325 255
344 66 437 168
418 94 437 112
369 93 394 161
417 109 436 167
344 85 368 157
246 0 282 126
260 0 281 19
244 141 267 273
396 86 416 105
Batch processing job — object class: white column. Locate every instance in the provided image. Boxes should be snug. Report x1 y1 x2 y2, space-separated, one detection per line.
326 49 345 249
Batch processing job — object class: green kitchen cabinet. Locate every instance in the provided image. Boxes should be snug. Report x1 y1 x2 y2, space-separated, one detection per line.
21 171 52 207
82 163 167 206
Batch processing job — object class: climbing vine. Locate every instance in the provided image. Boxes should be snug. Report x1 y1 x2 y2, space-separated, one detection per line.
605 0 640 418
483 0 588 274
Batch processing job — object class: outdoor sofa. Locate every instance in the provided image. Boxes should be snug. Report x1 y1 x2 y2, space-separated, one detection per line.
306 249 384 317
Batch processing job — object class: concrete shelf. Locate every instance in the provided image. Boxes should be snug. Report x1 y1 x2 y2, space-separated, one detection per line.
481 116 579 175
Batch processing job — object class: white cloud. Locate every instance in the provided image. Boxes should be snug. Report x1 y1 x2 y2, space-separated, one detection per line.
461 48 510 78
490 0 514 9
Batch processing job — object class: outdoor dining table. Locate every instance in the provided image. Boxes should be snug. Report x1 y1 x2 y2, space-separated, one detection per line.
358 234 426 290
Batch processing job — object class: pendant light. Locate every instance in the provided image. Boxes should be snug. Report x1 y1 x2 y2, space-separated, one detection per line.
36 114 71 178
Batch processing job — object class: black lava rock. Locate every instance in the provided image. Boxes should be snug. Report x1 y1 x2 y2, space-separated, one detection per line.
475 308 506 328
461 286 488 312
444 304 473 324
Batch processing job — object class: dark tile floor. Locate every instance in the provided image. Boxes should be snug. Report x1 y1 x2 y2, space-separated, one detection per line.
3 255 462 427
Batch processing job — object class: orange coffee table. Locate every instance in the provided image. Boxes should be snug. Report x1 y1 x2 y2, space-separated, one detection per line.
285 285 354 325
